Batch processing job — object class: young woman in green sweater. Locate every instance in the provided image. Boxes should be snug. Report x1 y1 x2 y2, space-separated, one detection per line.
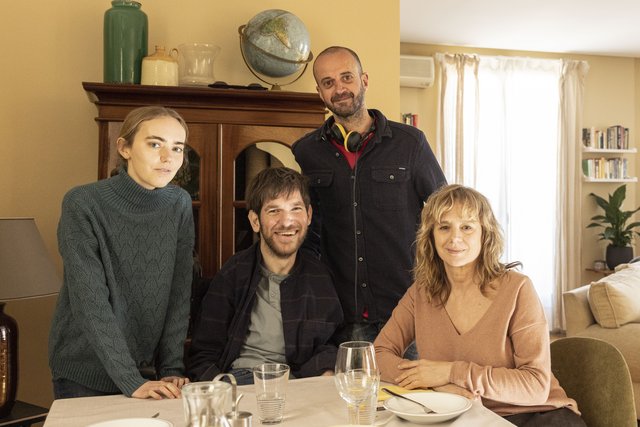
49 106 195 399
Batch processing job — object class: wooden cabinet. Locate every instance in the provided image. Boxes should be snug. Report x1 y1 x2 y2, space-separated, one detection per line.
83 82 326 277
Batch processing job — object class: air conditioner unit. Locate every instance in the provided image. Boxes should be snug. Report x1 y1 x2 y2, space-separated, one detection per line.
400 55 435 88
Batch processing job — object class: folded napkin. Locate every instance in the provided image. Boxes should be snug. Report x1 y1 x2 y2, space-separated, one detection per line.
377 384 431 401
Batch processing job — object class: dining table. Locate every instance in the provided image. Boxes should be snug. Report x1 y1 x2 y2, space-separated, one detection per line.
43 376 514 426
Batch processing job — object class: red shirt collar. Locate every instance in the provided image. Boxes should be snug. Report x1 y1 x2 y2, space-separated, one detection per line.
329 121 377 169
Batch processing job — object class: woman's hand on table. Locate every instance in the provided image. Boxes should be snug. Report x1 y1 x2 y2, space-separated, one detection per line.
433 383 475 399
161 376 190 388
132 380 183 399
395 359 452 389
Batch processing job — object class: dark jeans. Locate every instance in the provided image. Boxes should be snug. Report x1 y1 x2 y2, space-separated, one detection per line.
227 368 255 386
224 367 299 385
52 378 120 399
504 408 587 427
334 321 418 360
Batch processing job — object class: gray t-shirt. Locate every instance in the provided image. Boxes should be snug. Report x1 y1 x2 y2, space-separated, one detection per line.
231 265 288 369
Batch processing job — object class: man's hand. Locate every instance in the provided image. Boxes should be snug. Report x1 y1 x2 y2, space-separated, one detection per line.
321 370 334 376
131 380 183 399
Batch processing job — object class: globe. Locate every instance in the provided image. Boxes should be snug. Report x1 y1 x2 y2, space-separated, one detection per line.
239 9 312 87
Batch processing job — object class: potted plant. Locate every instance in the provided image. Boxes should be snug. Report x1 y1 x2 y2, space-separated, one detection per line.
587 184 640 269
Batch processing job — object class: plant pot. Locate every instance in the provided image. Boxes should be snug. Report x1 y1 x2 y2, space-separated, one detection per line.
605 245 634 270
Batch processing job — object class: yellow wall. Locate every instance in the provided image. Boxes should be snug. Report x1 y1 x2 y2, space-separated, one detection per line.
401 42 639 287
0 1 399 407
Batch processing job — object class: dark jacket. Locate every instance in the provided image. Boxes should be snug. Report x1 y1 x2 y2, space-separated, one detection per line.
292 109 446 324
187 243 343 380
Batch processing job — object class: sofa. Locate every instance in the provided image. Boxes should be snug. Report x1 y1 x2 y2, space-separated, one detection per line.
563 262 640 419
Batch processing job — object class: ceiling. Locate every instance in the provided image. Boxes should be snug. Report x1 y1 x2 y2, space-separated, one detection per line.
400 0 640 58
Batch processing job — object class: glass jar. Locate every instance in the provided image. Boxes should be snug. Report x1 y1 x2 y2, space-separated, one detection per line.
178 43 221 86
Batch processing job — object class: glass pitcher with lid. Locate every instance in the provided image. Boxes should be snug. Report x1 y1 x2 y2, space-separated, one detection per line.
182 381 232 427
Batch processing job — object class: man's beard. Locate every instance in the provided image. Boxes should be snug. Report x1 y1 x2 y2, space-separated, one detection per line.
261 226 308 259
328 86 365 119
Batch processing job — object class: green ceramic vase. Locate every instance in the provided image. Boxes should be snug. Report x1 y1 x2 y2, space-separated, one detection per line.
103 0 148 84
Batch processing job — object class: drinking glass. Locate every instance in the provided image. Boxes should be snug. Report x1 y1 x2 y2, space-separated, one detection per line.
253 363 290 424
334 341 380 425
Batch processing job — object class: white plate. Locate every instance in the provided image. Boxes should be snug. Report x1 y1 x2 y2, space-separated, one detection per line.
87 419 173 427
383 392 472 424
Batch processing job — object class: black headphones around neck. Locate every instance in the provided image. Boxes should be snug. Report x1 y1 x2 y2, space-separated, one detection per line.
331 123 364 153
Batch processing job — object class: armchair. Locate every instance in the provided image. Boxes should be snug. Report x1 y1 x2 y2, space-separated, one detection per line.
563 263 640 419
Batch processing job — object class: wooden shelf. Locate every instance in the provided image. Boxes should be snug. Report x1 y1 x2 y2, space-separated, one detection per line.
582 176 637 183
585 268 614 276
582 147 637 154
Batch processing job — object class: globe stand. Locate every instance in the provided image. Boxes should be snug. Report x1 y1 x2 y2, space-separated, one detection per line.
238 25 313 91
241 57 310 90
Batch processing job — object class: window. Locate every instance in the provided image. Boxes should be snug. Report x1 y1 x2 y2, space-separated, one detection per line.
439 55 562 323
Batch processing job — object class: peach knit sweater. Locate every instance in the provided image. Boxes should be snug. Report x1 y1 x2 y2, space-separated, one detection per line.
374 271 579 416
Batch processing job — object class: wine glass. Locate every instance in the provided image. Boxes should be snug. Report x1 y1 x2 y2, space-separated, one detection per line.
334 341 380 424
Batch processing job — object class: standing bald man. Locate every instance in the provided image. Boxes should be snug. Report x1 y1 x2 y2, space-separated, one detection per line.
292 46 446 353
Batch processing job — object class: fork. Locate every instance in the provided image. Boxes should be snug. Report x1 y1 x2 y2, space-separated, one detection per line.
382 387 436 414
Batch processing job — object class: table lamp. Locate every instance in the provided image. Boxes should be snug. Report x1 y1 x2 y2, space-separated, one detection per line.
0 218 61 417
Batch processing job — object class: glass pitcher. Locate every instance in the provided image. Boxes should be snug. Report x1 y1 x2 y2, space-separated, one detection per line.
183 381 232 427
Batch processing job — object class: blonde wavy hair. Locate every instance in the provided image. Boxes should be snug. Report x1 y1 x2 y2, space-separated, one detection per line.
413 184 505 305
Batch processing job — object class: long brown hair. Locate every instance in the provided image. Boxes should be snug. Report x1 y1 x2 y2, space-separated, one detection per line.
413 184 505 305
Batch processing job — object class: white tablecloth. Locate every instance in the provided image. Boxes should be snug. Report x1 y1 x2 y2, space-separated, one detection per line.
43 376 514 426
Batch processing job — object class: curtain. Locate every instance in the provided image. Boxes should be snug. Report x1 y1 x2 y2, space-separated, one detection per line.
555 60 590 331
435 53 479 183
436 53 588 330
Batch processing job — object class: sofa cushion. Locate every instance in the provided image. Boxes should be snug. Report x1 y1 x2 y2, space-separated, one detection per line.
588 263 640 328
577 323 640 382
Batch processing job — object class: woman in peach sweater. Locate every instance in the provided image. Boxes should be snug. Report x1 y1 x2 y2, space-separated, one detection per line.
374 184 585 426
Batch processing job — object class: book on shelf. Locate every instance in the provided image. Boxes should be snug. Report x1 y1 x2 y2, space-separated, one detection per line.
582 157 629 180
582 127 603 148
582 125 629 149
402 113 419 127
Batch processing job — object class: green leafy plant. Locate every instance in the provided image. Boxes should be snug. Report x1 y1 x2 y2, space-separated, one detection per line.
587 184 640 247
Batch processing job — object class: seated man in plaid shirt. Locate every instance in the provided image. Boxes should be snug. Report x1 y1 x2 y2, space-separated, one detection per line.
188 167 343 385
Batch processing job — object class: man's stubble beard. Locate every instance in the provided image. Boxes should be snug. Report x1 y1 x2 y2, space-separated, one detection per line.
328 85 366 120
261 226 308 259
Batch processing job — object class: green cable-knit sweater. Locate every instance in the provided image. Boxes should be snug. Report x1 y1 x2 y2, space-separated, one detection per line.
49 169 194 397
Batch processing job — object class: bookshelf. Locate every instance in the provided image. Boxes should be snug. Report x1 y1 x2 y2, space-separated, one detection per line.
582 126 636 183
401 112 419 127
